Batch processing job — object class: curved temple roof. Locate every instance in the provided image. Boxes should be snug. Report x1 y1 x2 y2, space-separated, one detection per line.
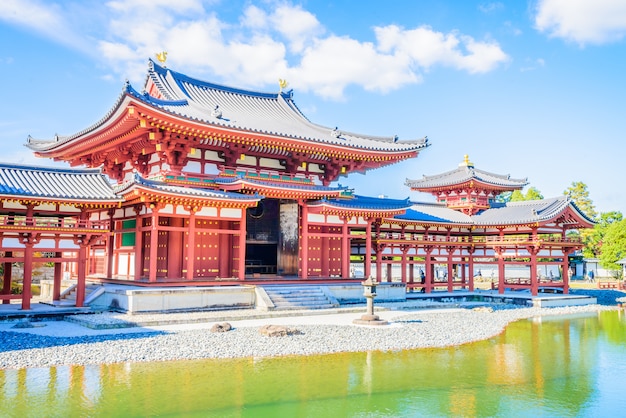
140 60 429 153
395 196 595 227
26 59 429 156
406 155 528 191
0 163 120 203
115 173 262 204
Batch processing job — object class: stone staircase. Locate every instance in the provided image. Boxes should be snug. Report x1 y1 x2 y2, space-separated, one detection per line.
41 283 105 307
261 285 339 310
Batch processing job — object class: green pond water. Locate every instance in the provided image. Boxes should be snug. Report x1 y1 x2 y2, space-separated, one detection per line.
1 310 625 417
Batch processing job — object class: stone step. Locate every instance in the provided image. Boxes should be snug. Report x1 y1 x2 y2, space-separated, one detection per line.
261 285 339 311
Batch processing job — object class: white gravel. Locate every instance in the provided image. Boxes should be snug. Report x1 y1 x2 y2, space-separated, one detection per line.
0 303 617 370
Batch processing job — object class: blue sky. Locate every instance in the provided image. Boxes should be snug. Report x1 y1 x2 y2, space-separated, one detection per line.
1 0 625 215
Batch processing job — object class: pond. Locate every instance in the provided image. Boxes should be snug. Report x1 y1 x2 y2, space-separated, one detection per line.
1 310 625 417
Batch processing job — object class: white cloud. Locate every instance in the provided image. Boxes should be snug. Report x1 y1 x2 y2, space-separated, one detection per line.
1 1 510 100
535 0 626 45
269 5 324 53
375 25 509 74
294 36 419 99
0 0 94 52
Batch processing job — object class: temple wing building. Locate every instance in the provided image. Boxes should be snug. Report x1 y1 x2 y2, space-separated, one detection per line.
1 60 594 309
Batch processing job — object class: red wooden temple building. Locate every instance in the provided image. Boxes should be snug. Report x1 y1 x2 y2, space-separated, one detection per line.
1 59 594 309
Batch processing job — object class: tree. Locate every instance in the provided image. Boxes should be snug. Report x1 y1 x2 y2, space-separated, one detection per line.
598 218 626 276
583 211 623 258
564 181 597 220
510 187 544 202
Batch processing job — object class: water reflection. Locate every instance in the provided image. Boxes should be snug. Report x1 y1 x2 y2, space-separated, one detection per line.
1 310 625 417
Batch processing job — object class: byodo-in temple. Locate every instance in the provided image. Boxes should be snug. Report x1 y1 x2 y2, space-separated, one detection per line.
0 58 594 310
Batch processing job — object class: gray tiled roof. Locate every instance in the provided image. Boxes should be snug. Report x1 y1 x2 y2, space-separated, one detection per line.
397 202 473 223
136 60 429 153
472 196 594 225
26 60 429 154
394 196 594 226
115 173 262 202
0 163 120 202
406 164 528 190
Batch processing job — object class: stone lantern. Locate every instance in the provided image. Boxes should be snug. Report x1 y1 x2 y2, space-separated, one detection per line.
353 277 388 325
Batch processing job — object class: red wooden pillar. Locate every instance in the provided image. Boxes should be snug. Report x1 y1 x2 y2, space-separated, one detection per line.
364 219 373 279
134 206 144 280
53 252 62 301
300 202 309 279
148 206 159 282
446 247 454 292
341 216 350 278
375 245 383 282
238 213 246 280
400 246 408 284
562 254 570 294
2 251 12 304
106 209 115 278
529 248 539 296
424 248 434 293
497 249 505 294
75 244 88 308
468 249 475 292
21 243 34 310
186 208 197 280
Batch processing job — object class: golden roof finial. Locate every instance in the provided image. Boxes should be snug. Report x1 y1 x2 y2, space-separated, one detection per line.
156 51 168 66
459 154 474 168
279 78 288 91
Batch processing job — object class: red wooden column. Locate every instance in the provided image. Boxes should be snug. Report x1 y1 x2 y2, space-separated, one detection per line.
529 227 539 296
106 208 115 278
148 205 160 282
400 245 409 284
529 247 539 296
53 252 62 301
300 202 309 279
238 211 247 280
364 219 373 279
75 243 88 307
186 207 197 280
21 242 34 310
446 246 454 292
2 251 12 304
497 247 505 294
375 244 384 282
468 247 475 292
341 216 350 278
424 248 434 293
133 205 144 280
561 252 571 294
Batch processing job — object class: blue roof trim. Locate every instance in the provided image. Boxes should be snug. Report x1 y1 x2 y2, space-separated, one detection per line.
315 195 411 210
151 59 283 101
126 84 188 107
395 208 451 223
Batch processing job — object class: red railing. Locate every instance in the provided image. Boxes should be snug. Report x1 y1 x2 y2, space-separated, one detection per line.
0 215 110 230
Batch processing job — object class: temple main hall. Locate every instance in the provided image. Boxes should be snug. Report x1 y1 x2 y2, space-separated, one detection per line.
0 59 594 309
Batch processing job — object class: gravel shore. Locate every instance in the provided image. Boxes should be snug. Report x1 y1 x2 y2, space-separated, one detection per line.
0 301 618 370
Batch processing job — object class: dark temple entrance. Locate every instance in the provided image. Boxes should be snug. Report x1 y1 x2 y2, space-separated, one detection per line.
245 198 299 276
